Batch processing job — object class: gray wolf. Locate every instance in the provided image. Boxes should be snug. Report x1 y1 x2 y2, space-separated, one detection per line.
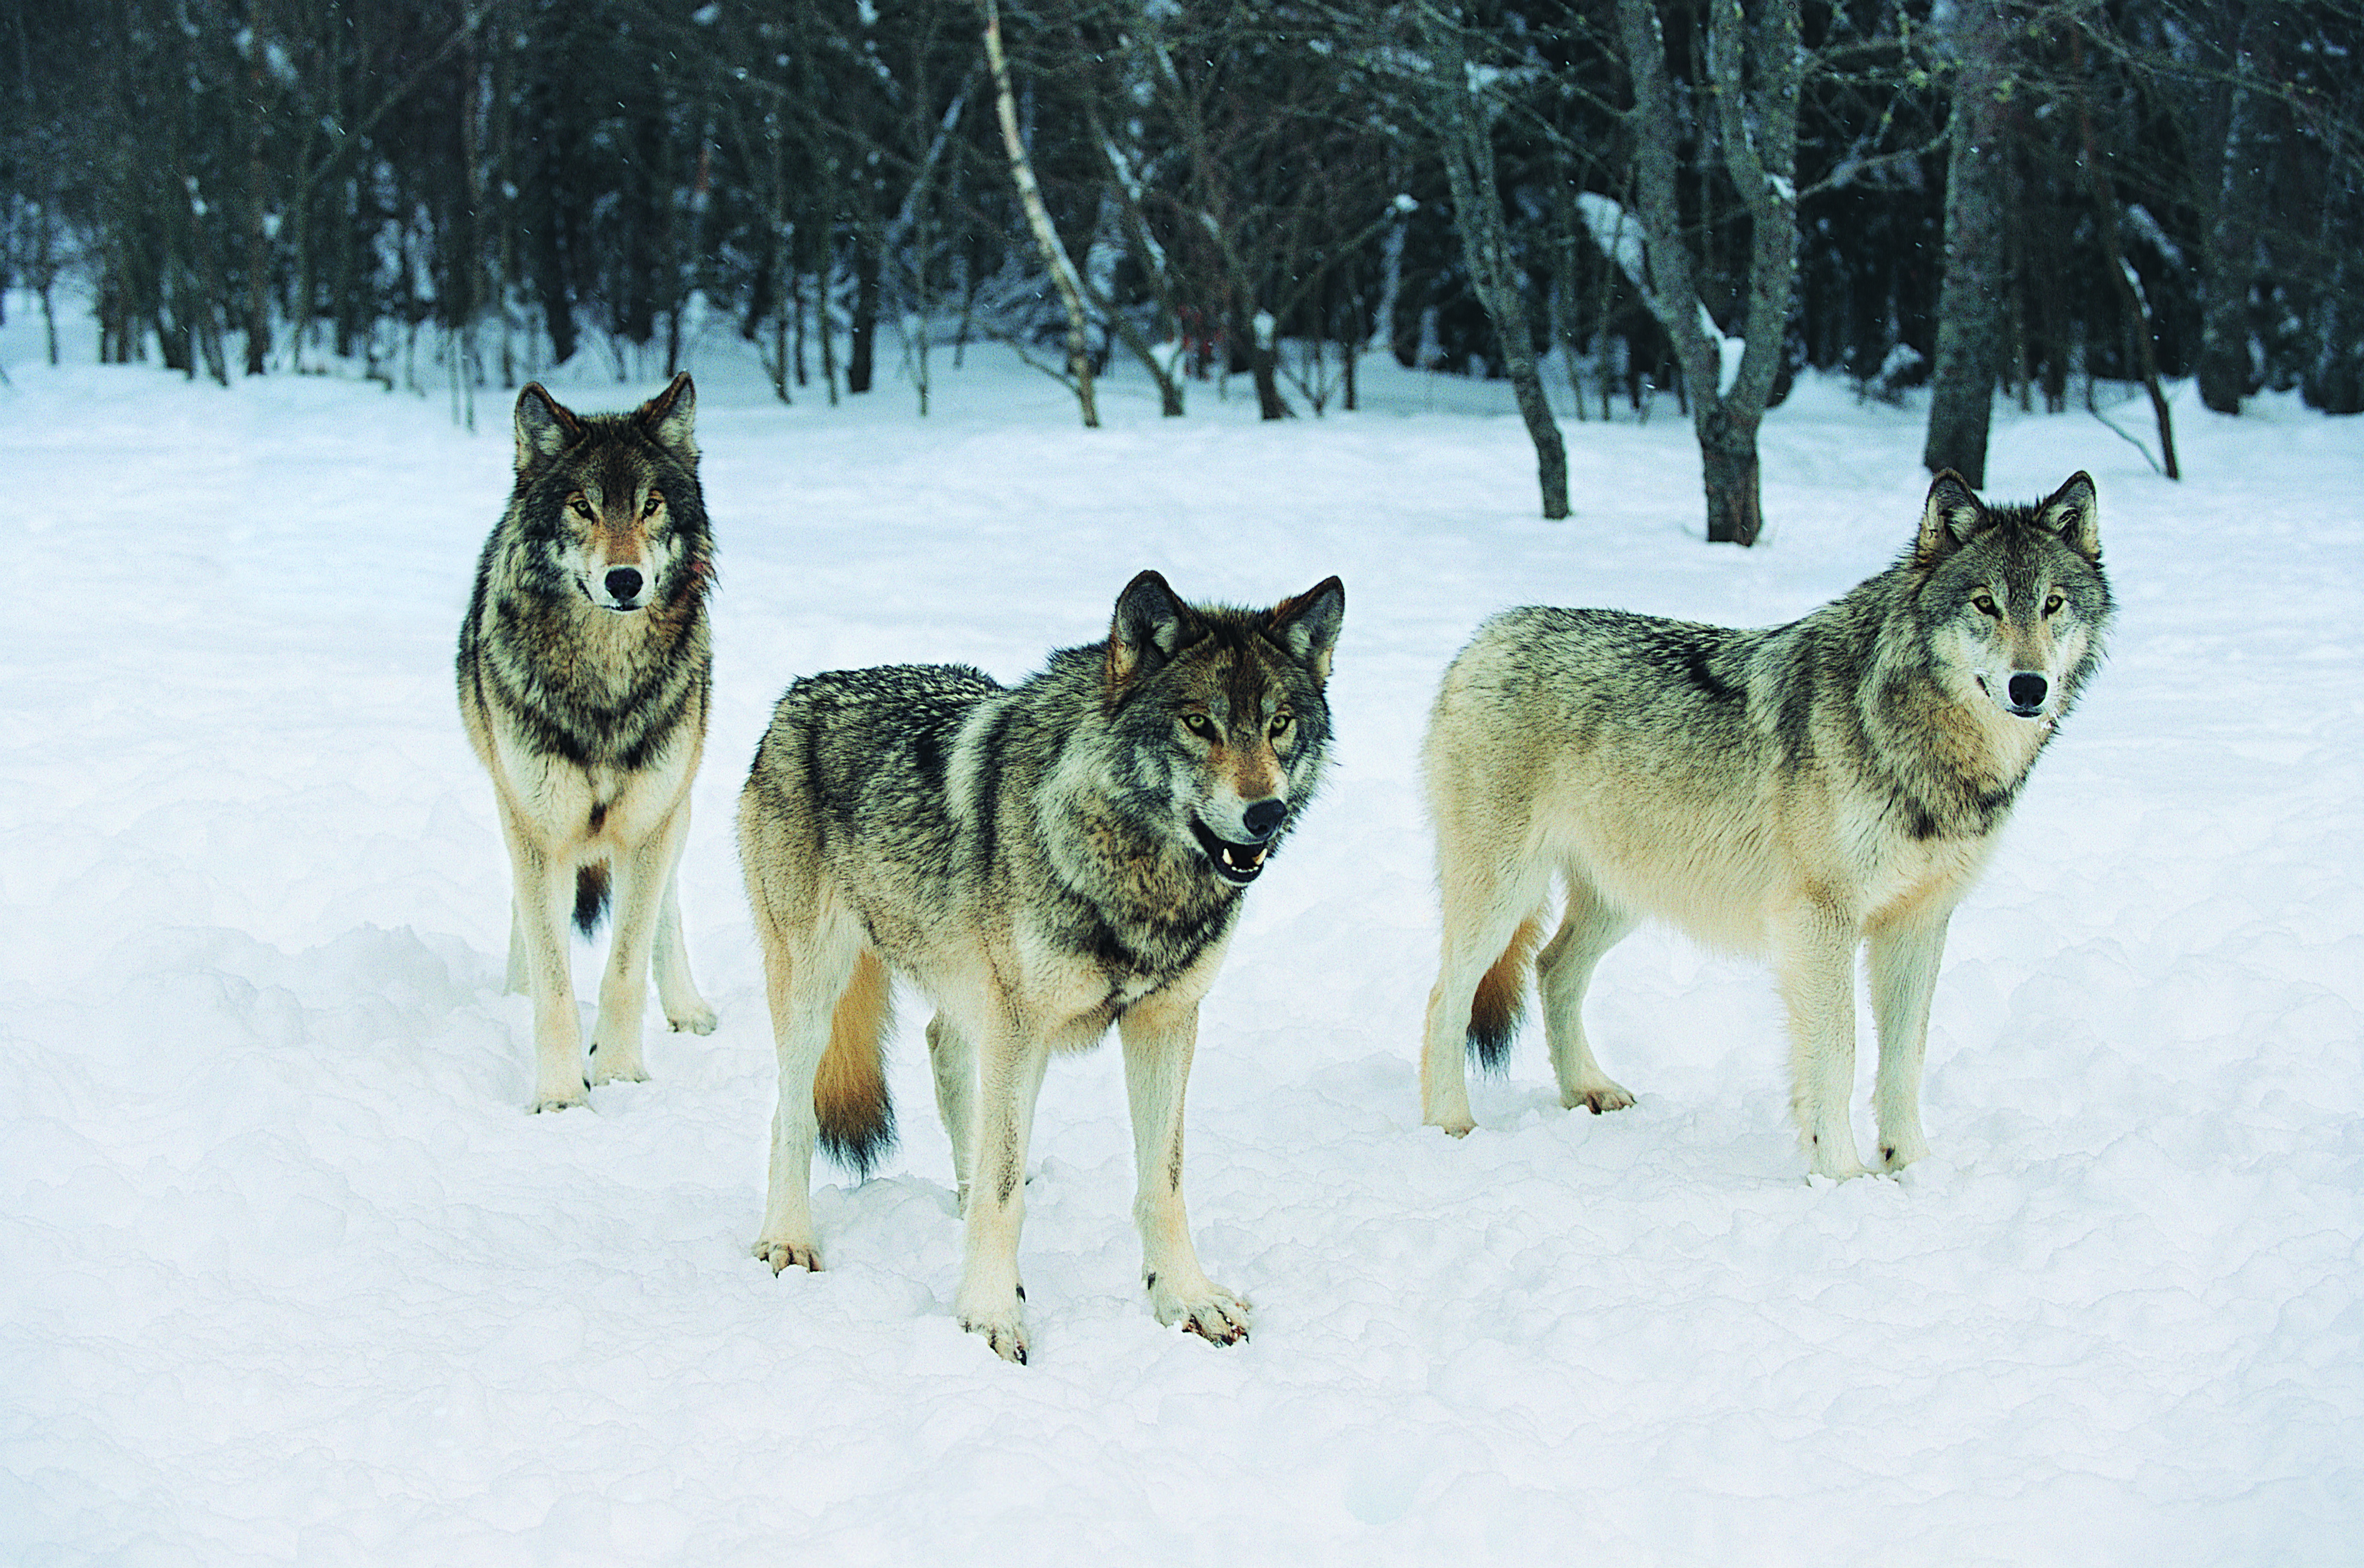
738 570 1345 1362
457 374 718 1112
1419 470 2111 1178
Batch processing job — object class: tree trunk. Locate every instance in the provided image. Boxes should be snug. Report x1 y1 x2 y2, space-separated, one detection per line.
982 0 1098 427
1923 0 2010 485
2197 1 2271 414
1423 10 1567 519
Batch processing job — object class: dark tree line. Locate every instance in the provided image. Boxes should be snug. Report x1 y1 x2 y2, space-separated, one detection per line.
2 0 2359 538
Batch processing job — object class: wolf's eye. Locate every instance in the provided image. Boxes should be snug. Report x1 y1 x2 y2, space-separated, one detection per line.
1971 593 2000 618
1180 713 1218 741
641 489 664 518
2042 592 2064 616
568 494 593 520
1269 713 1294 742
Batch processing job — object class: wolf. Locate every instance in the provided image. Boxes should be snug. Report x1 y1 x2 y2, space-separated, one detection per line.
738 569 1345 1362
1419 470 2111 1178
457 374 718 1113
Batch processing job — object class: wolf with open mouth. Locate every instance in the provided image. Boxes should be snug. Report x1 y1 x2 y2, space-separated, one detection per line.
738 568 1343 1363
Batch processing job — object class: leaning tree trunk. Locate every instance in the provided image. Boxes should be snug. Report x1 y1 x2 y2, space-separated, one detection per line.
1923 0 2011 486
1423 9 1568 519
981 0 1098 428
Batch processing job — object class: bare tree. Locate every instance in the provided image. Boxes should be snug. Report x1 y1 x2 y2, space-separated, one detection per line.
1616 0 1803 545
982 0 1099 426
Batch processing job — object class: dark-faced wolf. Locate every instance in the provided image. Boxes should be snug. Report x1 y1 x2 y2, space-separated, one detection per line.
1420 471 2112 1178
457 374 718 1112
739 570 1345 1363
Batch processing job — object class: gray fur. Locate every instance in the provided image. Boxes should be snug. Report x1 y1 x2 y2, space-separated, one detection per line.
1420 471 2111 1178
457 374 718 1113
740 570 1345 1363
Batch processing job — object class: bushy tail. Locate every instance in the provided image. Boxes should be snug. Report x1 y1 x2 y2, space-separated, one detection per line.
1467 914 1544 1073
815 948 896 1178
573 864 611 937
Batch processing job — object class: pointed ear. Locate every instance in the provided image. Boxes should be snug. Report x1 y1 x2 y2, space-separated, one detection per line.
635 372 697 462
1265 576 1345 685
514 383 581 471
2039 470 2100 561
1106 570 1197 692
1916 470 1986 563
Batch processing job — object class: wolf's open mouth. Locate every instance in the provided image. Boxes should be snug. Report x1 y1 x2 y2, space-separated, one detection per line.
1189 817 1270 885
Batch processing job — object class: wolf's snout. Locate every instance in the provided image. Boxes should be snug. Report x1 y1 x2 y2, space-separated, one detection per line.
604 567 646 604
1240 798 1289 841
2006 672 2048 713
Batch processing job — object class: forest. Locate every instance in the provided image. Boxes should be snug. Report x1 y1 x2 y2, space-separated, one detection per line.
2 0 2358 535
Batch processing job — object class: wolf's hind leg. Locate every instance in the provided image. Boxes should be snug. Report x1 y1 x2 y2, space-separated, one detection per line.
926 1014 976 1209
751 917 860 1275
1867 907 1950 1171
1538 874 1637 1114
652 857 717 1036
1771 897 1869 1179
504 904 529 995
1121 996 1249 1347
589 815 682 1084
1422 865 1549 1137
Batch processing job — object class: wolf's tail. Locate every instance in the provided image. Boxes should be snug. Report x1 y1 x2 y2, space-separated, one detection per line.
573 864 611 937
815 947 897 1178
1467 914 1544 1072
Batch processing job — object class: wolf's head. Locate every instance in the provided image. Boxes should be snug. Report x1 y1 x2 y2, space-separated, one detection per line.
1912 470 2113 724
1100 570 1345 887
509 374 709 615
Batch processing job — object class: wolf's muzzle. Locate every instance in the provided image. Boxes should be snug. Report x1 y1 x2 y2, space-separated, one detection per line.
1978 669 2050 718
1191 813 1276 885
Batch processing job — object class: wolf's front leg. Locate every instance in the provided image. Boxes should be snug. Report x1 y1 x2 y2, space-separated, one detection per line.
588 841 663 1087
501 808 588 1112
953 1021 1049 1363
1772 898 1870 1179
1867 907 1951 1171
1120 999 1249 1345
652 851 718 1037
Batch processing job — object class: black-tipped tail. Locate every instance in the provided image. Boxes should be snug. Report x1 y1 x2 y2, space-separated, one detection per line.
1466 915 1544 1073
573 864 611 937
814 949 897 1179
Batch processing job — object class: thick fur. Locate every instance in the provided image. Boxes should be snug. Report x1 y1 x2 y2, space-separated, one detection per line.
739 570 1345 1363
1420 471 2112 1178
457 374 718 1112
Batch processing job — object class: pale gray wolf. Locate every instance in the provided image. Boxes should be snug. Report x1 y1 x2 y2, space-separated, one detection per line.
1420 470 2111 1178
738 570 1345 1363
457 374 718 1112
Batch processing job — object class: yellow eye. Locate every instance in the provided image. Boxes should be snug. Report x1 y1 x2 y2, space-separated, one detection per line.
1971 593 2000 618
642 490 664 518
1269 712 1294 741
2043 593 2064 616
568 493 593 519
1180 713 1218 741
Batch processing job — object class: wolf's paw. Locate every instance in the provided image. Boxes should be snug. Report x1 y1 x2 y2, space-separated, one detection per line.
753 1235 821 1273
668 1001 718 1036
957 1288 1029 1365
1426 1112 1477 1139
1564 1079 1635 1115
1877 1133 1929 1173
1150 1275 1251 1346
533 1079 591 1113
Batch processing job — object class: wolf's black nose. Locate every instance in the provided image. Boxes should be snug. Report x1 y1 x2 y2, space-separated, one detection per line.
605 567 645 602
2007 672 2047 710
1241 798 1288 840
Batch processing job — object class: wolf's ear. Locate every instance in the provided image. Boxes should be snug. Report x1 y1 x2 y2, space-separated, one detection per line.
635 372 698 462
1265 576 1345 685
1916 470 1986 563
2039 470 2100 561
1107 569 1197 692
514 384 581 471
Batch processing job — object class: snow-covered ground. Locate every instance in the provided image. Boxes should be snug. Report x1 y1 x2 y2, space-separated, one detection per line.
4 300 2360 1566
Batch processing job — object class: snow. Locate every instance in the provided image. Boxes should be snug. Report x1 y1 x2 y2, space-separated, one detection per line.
4 299 2362 1566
